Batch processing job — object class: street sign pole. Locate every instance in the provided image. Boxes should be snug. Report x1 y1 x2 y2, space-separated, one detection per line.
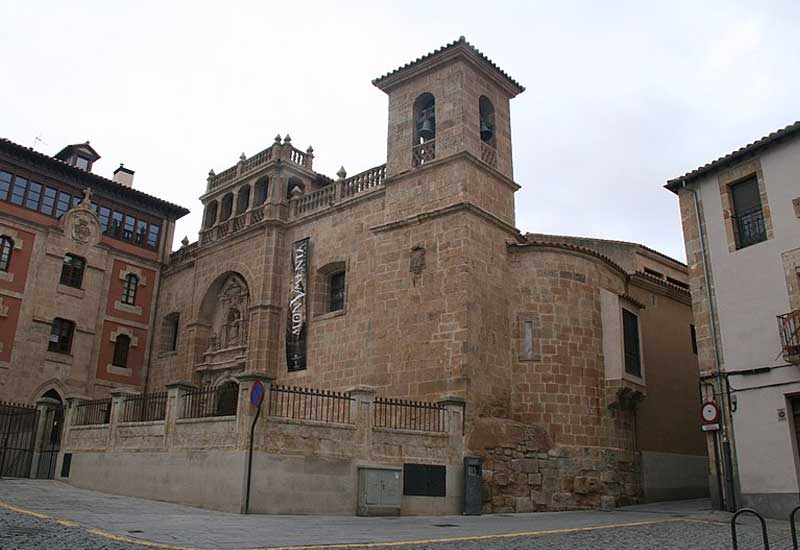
244 381 265 515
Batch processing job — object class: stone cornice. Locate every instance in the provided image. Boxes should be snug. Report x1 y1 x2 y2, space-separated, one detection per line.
384 150 521 191
370 201 520 239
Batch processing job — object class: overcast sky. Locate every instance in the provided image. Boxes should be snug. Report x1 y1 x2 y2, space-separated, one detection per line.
2 1 798 261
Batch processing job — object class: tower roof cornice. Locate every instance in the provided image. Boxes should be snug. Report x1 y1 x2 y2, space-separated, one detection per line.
372 36 525 97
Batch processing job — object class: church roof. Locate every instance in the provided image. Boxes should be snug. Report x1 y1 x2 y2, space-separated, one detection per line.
372 36 525 96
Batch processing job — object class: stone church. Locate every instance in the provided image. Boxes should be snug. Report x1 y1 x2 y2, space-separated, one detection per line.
1 38 707 512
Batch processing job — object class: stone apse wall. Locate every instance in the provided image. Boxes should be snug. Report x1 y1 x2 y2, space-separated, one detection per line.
58 376 465 515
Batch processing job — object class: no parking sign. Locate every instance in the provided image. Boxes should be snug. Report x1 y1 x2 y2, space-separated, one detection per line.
250 381 264 408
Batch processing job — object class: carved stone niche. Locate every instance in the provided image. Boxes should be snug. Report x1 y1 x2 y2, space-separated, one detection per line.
195 273 250 374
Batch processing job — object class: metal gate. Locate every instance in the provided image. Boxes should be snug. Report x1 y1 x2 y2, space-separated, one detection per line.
34 405 63 479
0 401 38 478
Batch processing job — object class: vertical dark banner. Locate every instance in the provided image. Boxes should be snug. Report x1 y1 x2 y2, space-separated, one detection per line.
286 238 309 371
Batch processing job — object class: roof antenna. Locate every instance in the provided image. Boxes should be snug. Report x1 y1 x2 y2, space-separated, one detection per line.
32 134 48 151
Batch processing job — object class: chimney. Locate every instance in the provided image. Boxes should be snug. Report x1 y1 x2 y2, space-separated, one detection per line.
113 164 135 188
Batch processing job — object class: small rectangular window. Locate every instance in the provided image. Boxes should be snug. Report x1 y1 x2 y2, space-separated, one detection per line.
48 318 75 354
329 271 346 312
10 176 27 205
147 223 160 248
71 195 81 208
98 207 110 232
0 171 11 200
55 192 72 218
690 324 698 355
622 309 642 378
59 254 86 289
109 211 124 237
731 177 767 249
75 156 89 170
25 181 42 210
40 187 57 216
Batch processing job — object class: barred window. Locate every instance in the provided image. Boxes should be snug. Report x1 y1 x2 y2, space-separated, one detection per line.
112 335 131 368
0 236 13 272
48 318 75 354
59 254 85 288
329 271 346 312
121 274 139 305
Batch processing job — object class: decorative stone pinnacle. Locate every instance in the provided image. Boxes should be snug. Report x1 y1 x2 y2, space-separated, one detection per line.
306 146 314 154
208 169 216 177
336 167 347 179
284 134 292 143
181 236 189 247
239 152 246 162
274 134 282 143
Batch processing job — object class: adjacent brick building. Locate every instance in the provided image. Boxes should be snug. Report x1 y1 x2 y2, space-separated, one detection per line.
2 37 706 512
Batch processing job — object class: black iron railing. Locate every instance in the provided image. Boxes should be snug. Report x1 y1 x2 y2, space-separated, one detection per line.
182 384 239 419
121 392 168 423
373 397 447 432
733 206 767 248
778 310 800 362
73 398 112 426
267 385 353 424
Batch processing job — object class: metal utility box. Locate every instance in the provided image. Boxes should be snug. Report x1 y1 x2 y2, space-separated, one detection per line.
357 467 401 516
463 456 482 515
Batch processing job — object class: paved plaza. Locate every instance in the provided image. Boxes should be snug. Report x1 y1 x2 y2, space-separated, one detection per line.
0 480 795 549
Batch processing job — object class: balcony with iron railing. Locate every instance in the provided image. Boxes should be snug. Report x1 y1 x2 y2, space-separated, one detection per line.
733 206 767 249
778 310 800 364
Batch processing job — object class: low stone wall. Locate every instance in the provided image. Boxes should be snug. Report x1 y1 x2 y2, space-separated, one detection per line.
58 379 465 516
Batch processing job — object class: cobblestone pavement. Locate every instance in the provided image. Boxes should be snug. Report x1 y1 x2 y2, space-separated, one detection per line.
0 480 795 549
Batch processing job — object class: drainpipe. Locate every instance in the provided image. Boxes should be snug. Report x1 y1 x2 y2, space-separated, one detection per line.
683 182 737 512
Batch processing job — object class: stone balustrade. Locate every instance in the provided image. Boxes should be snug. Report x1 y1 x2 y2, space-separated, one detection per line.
291 163 387 218
207 139 315 192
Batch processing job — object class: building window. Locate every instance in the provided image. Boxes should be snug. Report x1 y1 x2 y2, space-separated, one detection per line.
48 318 75 354
75 156 89 170
220 193 233 220
147 224 160 248
59 254 86 288
112 334 131 368
121 274 139 305
329 271 346 312
25 181 42 210
163 313 180 352
0 171 11 200
622 308 642 378
40 187 57 216
731 176 767 249
54 191 72 218
690 324 698 354
10 176 27 206
0 236 13 272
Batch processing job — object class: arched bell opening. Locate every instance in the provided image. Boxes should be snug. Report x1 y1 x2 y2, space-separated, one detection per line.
479 95 496 147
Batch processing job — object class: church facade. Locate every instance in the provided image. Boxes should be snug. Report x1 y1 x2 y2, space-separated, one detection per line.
2 38 707 512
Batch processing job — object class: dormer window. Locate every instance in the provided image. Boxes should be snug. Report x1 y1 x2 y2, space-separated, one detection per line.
75 156 90 170
54 141 100 173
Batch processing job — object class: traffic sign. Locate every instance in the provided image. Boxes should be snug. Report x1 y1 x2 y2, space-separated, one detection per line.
701 401 719 424
250 381 264 408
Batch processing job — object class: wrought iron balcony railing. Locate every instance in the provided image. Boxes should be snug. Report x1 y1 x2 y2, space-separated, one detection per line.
778 310 800 364
732 206 767 249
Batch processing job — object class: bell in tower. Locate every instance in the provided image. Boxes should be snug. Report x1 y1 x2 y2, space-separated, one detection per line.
414 94 436 144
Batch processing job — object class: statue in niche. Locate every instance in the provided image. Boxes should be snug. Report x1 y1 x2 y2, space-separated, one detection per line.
224 308 243 347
